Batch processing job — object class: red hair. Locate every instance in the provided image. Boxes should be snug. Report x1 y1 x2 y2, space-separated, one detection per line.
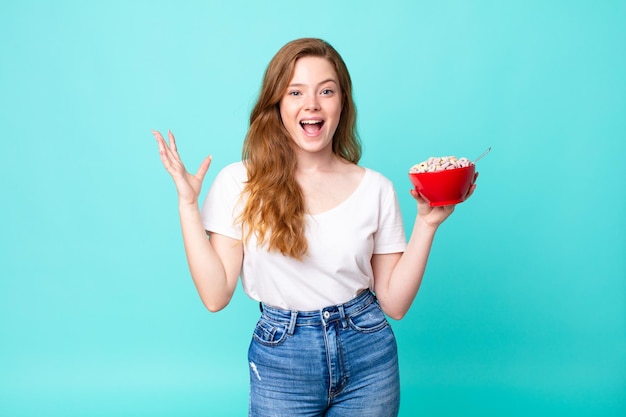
239 38 361 259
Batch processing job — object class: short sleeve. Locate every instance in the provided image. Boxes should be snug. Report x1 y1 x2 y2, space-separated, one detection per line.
200 162 246 240
373 178 407 254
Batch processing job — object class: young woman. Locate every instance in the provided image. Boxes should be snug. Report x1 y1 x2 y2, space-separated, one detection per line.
154 38 474 417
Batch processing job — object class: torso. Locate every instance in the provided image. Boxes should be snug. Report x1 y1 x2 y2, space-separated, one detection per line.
296 158 365 215
200 160 408 310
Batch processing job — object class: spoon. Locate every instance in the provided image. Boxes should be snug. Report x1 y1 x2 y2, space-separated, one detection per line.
472 147 491 164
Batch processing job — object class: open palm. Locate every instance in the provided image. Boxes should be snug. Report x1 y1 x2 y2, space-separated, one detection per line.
153 130 212 206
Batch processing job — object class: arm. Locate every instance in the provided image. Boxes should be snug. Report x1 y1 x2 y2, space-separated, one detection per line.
154 130 242 312
179 204 242 312
373 187 474 320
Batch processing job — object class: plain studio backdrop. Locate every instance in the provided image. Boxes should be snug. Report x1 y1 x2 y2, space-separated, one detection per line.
1 1 624 416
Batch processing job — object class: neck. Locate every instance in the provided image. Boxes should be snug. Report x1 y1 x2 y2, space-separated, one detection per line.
295 149 342 174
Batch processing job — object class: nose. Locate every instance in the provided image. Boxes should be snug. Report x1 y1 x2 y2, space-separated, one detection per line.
305 94 320 111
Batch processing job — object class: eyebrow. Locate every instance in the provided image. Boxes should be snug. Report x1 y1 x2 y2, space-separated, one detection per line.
288 78 338 88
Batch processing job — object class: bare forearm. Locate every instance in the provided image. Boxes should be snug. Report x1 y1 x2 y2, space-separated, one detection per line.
178 203 233 312
378 217 438 319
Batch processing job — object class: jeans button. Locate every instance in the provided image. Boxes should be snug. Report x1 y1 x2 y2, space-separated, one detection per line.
323 311 330 319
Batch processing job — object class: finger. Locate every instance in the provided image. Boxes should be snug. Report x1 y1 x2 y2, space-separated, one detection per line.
195 155 213 181
152 130 178 171
152 129 166 149
168 130 181 161
465 183 477 199
153 130 173 157
409 188 423 201
152 130 170 160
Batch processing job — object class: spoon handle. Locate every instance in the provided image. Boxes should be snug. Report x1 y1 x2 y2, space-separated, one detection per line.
472 147 491 164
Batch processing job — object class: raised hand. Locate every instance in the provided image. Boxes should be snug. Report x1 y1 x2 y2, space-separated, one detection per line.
153 130 212 206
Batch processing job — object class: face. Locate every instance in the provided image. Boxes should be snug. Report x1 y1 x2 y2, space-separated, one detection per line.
279 56 343 156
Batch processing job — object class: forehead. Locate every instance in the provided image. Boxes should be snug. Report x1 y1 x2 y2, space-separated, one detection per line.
289 56 338 84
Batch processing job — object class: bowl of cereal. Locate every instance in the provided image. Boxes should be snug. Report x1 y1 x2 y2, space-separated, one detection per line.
408 155 479 206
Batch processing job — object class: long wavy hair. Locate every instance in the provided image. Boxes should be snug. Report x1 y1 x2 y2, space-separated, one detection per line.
239 38 361 259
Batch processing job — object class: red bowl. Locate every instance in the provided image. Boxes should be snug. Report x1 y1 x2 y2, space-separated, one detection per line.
409 165 477 206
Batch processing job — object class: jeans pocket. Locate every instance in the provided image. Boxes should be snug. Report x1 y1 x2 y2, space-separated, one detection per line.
348 302 389 333
252 316 289 347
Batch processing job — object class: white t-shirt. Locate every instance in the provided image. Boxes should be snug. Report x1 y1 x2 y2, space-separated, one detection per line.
200 161 407 311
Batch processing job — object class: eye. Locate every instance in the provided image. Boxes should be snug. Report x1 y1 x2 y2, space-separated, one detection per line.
288 90 301 96
321 89 334 95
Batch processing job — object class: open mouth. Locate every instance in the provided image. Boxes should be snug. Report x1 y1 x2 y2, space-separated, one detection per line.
300 119 324 135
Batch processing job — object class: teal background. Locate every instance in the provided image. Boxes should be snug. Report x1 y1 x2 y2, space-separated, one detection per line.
1 0 624 416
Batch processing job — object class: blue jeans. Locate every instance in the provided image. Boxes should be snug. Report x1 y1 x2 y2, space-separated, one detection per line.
248 291 400 417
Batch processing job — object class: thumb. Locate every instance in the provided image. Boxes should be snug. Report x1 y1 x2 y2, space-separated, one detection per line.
194 155 212 181
410 188 426 203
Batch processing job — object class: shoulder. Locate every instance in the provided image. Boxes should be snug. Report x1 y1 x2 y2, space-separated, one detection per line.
215 161 248 184
362 167 395 190
359 167 402 209
220 160 247 177
206 161 248 199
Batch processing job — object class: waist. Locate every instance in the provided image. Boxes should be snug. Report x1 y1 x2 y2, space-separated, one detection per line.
260 290 376 326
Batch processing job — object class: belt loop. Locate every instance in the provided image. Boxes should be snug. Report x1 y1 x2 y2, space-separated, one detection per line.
338 305 348 329
287 310 298 335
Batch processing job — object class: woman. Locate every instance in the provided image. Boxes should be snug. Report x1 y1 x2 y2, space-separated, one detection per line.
154 38 473 417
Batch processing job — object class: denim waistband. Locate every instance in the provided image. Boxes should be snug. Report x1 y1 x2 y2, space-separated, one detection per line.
260 290 376 332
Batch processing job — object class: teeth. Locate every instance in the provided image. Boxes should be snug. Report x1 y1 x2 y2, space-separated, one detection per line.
301 120 323 124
